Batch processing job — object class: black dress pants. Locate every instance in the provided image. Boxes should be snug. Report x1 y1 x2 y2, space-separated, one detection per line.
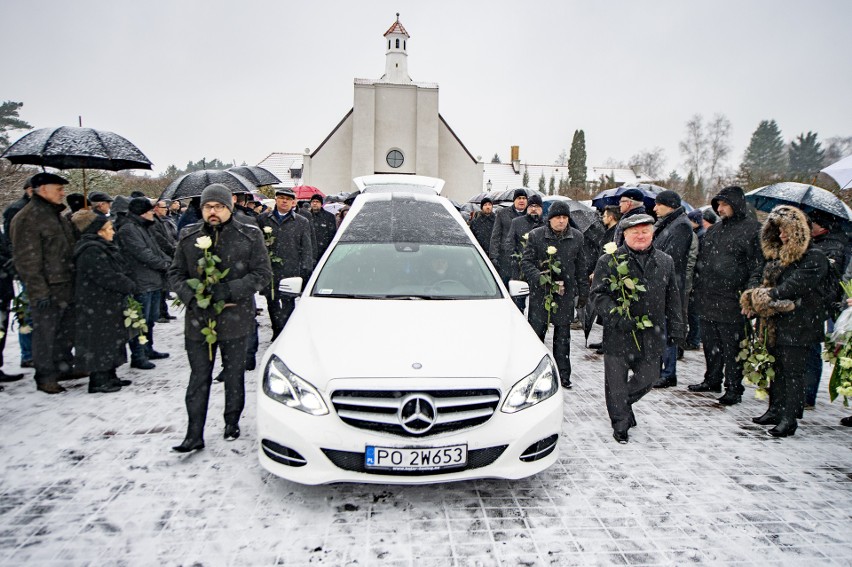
183 336 248 442
700 318 745 395
31 300 75 384
767 345 807 424
604 353 660 433
530 316 572 383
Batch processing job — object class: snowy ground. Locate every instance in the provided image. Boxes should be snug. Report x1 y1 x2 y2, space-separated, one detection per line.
0 301 850 566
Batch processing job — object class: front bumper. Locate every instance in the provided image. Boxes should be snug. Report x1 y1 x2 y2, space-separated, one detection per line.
256 379 564 485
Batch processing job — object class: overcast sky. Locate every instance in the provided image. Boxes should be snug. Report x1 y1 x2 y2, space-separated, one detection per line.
4 0 851 181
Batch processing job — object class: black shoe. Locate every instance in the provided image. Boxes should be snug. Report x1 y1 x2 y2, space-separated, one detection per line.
629 410 637 428
840 416 852 427
0 371 25 383
88 383 121 394
560 380 572 389
214 371 224 383
613 430 629 444
588 342 602 350
147 350 170 360
653 376 677 388
768 419 797 438
245 357 256 371
157 317 171 324
595 348 604 355
717 391 742 406
172 439 205 453
677 347 684 360
224 424 240 441
20 360 34 368
688 382 722 393
36 382 66 394
752 411 780 425
131 360 156 370
111 378 132 387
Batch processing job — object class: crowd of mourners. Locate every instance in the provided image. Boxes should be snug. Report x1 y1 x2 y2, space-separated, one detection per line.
467 186 852 443
1 173 850 449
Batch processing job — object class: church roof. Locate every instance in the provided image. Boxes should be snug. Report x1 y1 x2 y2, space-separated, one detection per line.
383 15 410 38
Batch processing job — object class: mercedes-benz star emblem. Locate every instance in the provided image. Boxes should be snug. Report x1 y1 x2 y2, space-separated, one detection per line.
398 394 437 434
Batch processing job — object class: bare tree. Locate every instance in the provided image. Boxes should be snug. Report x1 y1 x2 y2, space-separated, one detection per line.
823 136 852 166
705 114 732 184
679 114 708 180
555 149 568 166
629 147 666 179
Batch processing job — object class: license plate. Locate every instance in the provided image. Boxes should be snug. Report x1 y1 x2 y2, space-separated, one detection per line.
365 444 468 471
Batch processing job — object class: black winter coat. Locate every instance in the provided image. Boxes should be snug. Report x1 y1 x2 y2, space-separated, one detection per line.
811 229 848 275
653 207 693 303
469 212 495 254
308 208 338 261
257 210 315 283
521 225 589 327
489 206 526 277
151 215 177 258
767 247 829 346
73 234 136 372
694 190 763 323
590 244 685 360
3 194 29 243
116 213 171 294
169 218 272 342
505 214 544 279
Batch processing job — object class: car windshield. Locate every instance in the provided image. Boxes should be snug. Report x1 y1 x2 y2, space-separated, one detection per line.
311 242 501 299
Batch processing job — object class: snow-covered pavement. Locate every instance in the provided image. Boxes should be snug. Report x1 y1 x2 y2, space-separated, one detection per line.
1 304 850 566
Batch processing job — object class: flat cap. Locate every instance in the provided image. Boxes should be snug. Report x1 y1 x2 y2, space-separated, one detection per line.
621 213 655 230
275 187 296 198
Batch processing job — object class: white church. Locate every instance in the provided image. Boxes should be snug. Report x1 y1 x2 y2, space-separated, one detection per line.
258 15 650 202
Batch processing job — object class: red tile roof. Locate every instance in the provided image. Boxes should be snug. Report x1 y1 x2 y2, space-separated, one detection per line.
383 14 409 38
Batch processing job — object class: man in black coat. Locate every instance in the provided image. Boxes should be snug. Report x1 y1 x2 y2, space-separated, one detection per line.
690 186 763 406
651 190 692 388
10 173 78 394
506 194 545 310
257 188 314 339
116 198 172 369
521 200 588 388
590 214 684 443
169 184 272 452
469 197 495 254
2 177 33 370
489 189 527 284
306 194 337 262
612 188 646 246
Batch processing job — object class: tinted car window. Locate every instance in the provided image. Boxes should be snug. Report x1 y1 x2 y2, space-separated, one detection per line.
312 242 500 299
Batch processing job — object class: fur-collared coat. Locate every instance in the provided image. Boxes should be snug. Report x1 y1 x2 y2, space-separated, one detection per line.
741 205 829 347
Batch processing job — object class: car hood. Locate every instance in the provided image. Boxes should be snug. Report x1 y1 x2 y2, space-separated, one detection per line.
272 297 548 385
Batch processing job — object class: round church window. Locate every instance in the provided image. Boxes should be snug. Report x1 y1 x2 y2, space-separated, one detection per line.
386 149 404 168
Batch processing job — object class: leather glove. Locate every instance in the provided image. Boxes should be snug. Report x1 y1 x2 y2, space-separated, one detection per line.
576 297 587 309
211 283 231 303
35 297 52 310
616 316 635 332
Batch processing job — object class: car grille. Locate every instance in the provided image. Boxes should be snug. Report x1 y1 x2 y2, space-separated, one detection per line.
330 388 501 437
321 445 508 476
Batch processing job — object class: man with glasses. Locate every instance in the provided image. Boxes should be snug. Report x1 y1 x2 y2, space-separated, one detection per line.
612 188 647 246
257 188 314 339
169 184 272 452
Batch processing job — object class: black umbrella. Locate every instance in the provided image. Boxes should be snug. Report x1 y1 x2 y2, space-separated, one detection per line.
160 170 256 201
495 187 546 203
0 126 152 171
227 166 281 187
745 182 852 223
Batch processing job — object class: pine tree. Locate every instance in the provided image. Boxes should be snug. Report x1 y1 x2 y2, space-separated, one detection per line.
788 131 824 183
0 101 32 150
538 171 546 192
568 130 587 189
548 176 556 195
738 120 786 188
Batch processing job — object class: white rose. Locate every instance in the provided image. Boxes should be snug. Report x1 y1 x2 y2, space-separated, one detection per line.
522 233 529 241
195 235 213 250
603 242 618 255
263 226 273 234
546 246 557 255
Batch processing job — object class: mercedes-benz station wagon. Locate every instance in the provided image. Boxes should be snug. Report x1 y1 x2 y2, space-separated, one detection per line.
257 175 563 484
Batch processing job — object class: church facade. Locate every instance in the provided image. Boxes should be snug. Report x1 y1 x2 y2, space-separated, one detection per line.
301 16 481 203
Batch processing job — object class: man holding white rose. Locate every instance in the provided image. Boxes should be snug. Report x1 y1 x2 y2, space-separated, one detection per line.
168 184 272 453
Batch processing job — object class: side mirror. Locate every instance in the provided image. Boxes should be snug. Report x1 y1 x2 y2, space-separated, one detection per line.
508 280 529 297
278 277 304 296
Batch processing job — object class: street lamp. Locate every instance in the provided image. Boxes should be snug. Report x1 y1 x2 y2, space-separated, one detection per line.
486 179 492 191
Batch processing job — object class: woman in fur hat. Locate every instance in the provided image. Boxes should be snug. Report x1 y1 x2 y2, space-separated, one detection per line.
71 211 137 393
741 205 830 437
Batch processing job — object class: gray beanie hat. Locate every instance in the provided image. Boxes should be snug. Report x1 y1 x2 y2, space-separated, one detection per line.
200 183 233 211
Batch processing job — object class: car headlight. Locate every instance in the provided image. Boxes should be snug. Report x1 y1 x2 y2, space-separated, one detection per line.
262 355 329 415
501 356 559 413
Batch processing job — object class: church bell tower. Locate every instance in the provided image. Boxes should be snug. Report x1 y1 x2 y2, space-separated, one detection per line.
382 13 411 84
